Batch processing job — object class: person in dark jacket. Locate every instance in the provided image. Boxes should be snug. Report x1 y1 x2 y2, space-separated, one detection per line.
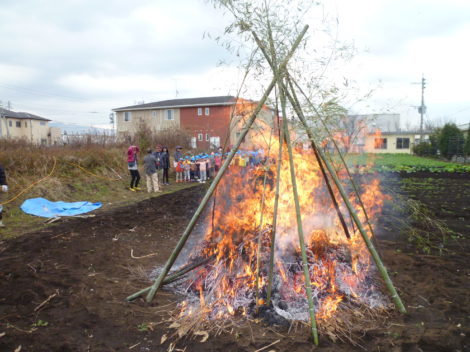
174 146 183 165
161 146 170 185
152 145 163 184
143 149 161 193
0 164 8 227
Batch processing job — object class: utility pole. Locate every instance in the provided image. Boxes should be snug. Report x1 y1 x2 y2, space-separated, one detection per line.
0 101 10 138
418 75 426 143
0 101 3 138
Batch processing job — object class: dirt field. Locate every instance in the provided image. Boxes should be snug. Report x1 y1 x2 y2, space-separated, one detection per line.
0 173 469 352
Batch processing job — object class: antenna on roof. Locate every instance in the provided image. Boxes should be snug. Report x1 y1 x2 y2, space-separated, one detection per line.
174 79 179 98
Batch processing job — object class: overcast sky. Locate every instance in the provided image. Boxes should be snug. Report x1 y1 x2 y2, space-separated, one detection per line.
0 0 469 129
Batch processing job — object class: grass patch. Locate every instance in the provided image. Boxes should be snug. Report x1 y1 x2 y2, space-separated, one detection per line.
344 153 470 173
0 178 198 239
0 141 199 239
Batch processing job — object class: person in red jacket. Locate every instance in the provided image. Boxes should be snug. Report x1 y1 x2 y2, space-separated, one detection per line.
0 164 8 227
127 145 141 191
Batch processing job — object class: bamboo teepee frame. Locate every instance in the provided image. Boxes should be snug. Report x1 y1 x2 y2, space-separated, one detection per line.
127 24 406 345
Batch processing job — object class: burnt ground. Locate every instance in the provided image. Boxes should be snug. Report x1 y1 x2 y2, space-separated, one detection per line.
0 173 469 352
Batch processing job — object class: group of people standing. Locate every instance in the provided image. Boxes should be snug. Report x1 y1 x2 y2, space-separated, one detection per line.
127 144 171 193
127 145 227 193
174 151 223 184
127 144 265 193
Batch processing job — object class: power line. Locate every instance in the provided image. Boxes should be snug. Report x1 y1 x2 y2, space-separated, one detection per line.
445 105 470 117
1 97 110 115
0 82 90 102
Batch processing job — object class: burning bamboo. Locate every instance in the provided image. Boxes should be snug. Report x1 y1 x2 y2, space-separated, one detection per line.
254 129 274 310
286 77 382 249
279 84 319 345
250 31 351 242
265 26 284 308
284 85 407 314
137 25 310 303
265 103 283 307
249 28 406 314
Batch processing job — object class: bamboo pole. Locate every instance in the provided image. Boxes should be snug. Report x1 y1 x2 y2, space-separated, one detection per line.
309 135 351 239
251 30 351 240
140 25 309 303
266 96 284 306
254 126 275 310
249 30 405 313
279 84 319 345
126 256 215 301
284 85 407 314
286 77 380 247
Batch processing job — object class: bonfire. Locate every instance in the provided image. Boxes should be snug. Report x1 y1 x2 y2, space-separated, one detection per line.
128 18 406 346
157 142 390 339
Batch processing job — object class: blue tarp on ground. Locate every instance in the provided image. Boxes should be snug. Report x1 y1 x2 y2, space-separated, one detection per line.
20 198 102 218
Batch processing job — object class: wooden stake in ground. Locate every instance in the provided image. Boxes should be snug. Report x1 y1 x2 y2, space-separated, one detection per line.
133 25 310 303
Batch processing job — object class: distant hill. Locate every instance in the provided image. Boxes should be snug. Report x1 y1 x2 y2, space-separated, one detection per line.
50 121 114 135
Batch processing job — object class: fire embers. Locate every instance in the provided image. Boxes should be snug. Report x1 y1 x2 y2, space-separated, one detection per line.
172 145 388 324
174 226 386 324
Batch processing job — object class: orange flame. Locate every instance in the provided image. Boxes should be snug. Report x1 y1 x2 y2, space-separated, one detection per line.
176 131 387 322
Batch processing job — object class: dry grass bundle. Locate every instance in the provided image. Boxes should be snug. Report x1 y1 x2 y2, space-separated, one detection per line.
159 299 391 348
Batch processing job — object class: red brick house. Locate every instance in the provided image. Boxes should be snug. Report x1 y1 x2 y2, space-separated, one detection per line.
113 96 276 149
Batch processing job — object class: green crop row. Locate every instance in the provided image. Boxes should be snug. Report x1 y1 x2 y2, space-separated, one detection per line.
343 153 470 173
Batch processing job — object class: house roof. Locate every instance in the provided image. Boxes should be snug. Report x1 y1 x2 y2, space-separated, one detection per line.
113 96 239 112
0 108 50 121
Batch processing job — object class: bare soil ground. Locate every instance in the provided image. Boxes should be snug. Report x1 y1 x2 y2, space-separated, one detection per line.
0 173 469 352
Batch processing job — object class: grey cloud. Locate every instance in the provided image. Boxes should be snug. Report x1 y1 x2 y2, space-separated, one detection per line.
0 0 230 103
359 0 470 55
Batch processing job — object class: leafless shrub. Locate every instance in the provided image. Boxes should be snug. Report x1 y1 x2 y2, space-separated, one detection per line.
132 120 192 151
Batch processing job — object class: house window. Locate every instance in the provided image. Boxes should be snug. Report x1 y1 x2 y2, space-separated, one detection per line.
16 121 21 127
152 111 157 117
205 133 210 141
191 137 197 148
374 138 387 149
396 137 410 149
210 136 220 148
166 110 174 120
197 133 203 141
205 107 210 116
40 121 46 126
8 121 12 127
197 108 202 116
41 139 47 145
124 111 132 121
